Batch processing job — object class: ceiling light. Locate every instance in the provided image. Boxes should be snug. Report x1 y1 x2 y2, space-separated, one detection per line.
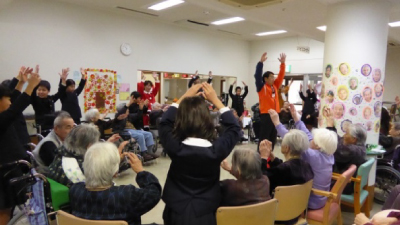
148 0 184 11
317 26 327 31
255 30 287 36
211 17 245 25
389 21 400 27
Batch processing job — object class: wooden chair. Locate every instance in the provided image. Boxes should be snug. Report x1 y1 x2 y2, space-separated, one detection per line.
274 179 313 224
307 165 357 225
56 210 128 225
340 158 375 217
216 198 278 225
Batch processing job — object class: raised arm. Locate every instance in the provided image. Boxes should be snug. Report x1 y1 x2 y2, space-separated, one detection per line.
207 71 213 84
255 52 267 92
203 82 240 160
242 82 248 98
0 72 41 133
74 68 87 96
124 153 161 217
53 68 69 102
269 109 289 138
137 72 145 95
273 53 286 88
229 82 235 99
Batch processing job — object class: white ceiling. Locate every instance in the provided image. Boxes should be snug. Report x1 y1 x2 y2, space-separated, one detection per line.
50 0 400 44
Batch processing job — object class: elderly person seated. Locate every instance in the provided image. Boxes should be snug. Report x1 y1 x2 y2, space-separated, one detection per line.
47 124 101 187
219 149 271 206
69 142 162 225
114 100 157 162
260 133 314 194
324 107 367 194
380 122 400 162
33 111 75 168
269 106 337 210
84 108 128 140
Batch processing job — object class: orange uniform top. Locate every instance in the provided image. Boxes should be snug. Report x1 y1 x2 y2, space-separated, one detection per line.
254 62 286 114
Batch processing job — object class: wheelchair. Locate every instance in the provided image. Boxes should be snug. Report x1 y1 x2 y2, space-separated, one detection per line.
1 160 54 225
374 145 400 204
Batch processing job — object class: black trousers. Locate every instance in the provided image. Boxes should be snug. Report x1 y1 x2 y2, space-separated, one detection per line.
258 113 277 151
253 121 260 139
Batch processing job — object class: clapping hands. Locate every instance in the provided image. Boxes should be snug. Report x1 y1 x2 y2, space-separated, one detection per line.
259 140 273 160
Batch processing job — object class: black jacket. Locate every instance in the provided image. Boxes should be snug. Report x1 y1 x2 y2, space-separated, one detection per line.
31 80 66 129
159 106 241 217
8 78 30 144
0 92 31 164
61 79 86 121
229 85 248 115
128 103 148 130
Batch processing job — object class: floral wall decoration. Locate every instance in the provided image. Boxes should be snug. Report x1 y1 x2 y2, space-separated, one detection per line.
84 68 117 113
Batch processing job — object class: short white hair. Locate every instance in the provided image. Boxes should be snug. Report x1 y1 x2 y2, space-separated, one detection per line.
85 108 100 122
54 111 72 127
281 130 310 156
312 128 338 155
83 142 120 188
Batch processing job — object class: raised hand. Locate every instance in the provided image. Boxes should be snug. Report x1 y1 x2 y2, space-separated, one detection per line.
141 72 145 81
117 113 128 120
289 78 294 86
143 99 149 106
100 109 109 120
125 152 144 173
300 84 303 91
242 81 247 86
80 67 86 79
268 109 281 126
118 141 129 158
59 68 70 82
324 107 334 127
259 140 273 160
233 80 237 85
289 104 300 122
24 71 41 96
107 134 121 143
278 53 286 64
194 70 198 76
260 52 268 63
220 159 231 172
208 71 212 78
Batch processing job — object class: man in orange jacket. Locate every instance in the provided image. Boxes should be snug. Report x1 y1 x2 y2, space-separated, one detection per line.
254 52 286 150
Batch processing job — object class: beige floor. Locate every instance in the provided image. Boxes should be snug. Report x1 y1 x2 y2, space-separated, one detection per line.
114 141 382 225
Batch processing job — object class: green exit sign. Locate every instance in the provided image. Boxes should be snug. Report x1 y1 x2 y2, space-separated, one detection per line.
285 65 291 73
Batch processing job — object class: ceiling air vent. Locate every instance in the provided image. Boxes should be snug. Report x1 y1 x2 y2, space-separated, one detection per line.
187 20 209 27
217 29 241 36
116 6 159 17
218 0 285 8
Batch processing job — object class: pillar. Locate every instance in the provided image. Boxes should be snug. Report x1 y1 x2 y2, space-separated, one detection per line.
319 0 391 145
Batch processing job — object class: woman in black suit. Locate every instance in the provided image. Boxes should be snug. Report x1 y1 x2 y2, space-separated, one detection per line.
159 83 241 225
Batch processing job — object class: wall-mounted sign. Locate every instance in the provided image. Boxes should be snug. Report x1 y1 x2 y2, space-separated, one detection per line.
297 46 310 54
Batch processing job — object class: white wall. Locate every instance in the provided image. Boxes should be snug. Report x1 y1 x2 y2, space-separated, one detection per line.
0 0 250 114
246 37 325 107
383 47 400 103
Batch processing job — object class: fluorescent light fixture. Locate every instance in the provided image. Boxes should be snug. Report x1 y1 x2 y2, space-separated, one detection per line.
317 25 327 31
389 21 400 27
148 0 184 11
255 30 287 36
211 17 245 25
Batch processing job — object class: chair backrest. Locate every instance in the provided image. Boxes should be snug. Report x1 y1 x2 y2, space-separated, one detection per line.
331 165 357 202
56 210 128 225
216 198 278 225
274 179 313 221
356 158 375 191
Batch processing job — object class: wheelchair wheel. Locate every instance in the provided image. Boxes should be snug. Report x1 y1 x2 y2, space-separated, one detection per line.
374 165 400 204
151 137 158 153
